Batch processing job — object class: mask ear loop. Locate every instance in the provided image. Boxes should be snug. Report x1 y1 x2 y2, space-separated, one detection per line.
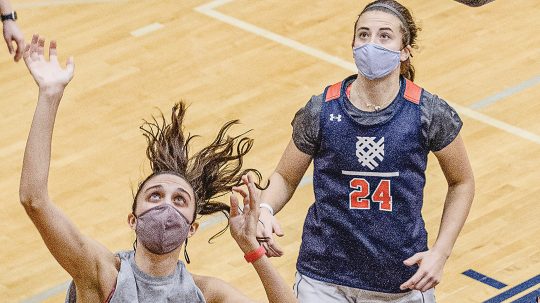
183 238 190 264
184 200 197 264
132 213 138 252
401 45 413 58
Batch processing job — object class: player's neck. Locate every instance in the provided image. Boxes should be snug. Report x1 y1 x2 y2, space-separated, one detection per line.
134 244 180 277
351 72 400 111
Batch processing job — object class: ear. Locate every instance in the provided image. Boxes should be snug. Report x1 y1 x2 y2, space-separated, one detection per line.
127 213 137 230
188 222 199 238
400 45 412 62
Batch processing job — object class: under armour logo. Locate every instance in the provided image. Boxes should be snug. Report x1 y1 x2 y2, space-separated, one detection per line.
355 137 385 170
329 114 342 122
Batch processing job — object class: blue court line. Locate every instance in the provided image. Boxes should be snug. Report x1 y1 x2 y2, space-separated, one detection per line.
484 275 540 303
299 174 313 186
511 288 540 303
470 75 540 109
462 269 507 289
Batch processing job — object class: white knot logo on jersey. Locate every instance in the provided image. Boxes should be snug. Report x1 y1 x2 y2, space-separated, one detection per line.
355 137 385 170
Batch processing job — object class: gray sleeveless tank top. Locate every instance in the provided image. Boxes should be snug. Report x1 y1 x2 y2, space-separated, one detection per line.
65 250 206 303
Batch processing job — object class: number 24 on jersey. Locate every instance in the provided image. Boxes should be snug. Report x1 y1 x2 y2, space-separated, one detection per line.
349 178 393 211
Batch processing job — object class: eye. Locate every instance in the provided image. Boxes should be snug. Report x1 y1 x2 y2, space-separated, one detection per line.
173 195 187 206
148 192 161 202
380 32 391 39
358 31 369 38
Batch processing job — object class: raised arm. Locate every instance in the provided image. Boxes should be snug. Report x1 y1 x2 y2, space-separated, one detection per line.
400 134 475 291
257 140 312 257
209 174 298 303
19 35 116 291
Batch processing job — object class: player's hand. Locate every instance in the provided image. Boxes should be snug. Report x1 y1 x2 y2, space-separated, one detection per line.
257 208 284 257
229 174 263 254
23 34 74 93
400 249 447 292
3 20 24 62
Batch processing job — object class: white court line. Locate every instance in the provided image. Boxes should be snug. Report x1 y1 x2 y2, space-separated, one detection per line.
130 22 164 37
194 3 357 71
195 0 540 145
450 103 540 144
17 0 126 8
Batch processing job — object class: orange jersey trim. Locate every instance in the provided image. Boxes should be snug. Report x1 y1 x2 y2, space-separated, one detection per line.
403 79 422 104
325 81 343 102
327 79 422 104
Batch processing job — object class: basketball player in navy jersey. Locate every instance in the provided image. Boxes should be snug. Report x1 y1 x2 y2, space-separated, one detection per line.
257 0 475 302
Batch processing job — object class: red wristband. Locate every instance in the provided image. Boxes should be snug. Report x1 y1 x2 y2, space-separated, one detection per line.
244 246 266 263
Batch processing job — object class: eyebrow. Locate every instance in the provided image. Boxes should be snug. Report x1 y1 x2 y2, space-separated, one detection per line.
144 184 193 202
357 26 394 32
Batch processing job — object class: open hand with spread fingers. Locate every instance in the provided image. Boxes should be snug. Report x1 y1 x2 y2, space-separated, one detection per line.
229 174 263 254
23 34 74 93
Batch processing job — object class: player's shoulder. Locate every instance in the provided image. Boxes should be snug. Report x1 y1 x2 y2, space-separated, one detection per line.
192 274 251 303
396 78 428 106
321 75 356 103
417 85 451 111
414 83 461 131
405 80 444 108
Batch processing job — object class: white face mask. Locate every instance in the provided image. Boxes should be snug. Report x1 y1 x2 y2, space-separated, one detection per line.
353 43 401 80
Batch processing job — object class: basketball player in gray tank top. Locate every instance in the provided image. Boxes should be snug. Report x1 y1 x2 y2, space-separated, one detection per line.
20 34 298 303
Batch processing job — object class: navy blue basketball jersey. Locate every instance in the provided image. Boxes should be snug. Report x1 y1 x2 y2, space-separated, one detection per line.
296 76 430 293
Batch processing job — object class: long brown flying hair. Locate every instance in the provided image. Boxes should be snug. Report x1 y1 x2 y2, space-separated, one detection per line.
133 101 264 234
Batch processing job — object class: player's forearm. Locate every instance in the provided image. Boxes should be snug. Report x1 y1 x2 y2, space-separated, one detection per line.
432 180 475 257
251 256 297 303
19 90 64 207
236 238 297 302
261 140 312 214
261 171 298 214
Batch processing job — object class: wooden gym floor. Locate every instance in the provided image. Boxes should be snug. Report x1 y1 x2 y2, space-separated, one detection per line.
0 0 538 302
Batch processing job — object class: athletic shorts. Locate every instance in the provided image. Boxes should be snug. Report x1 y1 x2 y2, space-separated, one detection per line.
293 272 436 303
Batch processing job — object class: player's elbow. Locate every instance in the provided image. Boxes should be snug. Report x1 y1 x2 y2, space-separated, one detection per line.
448 173 475 203
19 187 48 212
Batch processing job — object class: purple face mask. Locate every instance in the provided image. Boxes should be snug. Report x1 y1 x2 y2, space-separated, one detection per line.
135 203 192 255
353 43 401 80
